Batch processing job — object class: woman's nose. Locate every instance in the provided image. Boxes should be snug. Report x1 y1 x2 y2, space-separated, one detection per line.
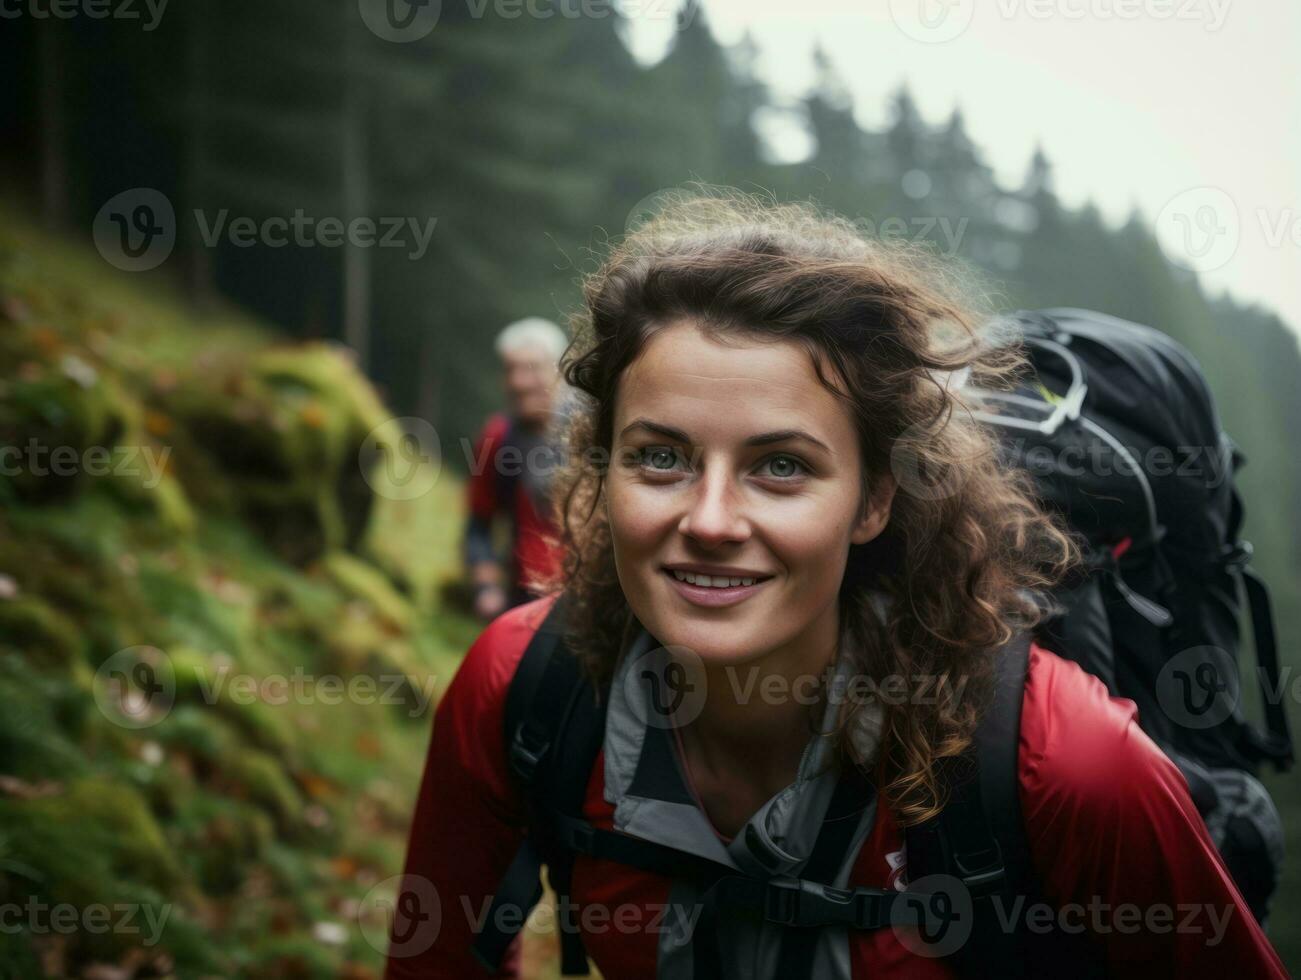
677 466 749 546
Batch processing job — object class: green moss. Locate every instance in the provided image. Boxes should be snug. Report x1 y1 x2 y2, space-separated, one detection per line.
221 749 304 834
0 594 82 667
0 202 485 978
0 652 88 778
132 566 249 663
213 696 297 758
159 342 401 566
154 703 238 765
0 778 181 902
320 551 416 631
0 364 130 503
239 935 341 980
103 466 196 535
171 793 275 895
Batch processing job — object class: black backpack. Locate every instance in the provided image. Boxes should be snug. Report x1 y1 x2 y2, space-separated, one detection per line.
469 308 1295 977
974 308 1293 920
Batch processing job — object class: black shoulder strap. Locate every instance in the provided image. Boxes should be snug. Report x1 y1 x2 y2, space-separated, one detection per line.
905 633 1113 978
1238 564 1295 770
472 595 606 974
503 596 579 786
903 632 1033 978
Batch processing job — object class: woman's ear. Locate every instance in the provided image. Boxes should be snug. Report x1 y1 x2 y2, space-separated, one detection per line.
851 474 896 546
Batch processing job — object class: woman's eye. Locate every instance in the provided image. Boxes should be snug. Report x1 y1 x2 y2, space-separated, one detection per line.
761 454 808 479
639 447 680 471
633 448 807 480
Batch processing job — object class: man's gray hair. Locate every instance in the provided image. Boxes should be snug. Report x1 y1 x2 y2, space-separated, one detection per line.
495 317 569 364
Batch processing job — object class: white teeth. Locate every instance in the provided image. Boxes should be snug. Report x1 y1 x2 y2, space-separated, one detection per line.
670 571 759 588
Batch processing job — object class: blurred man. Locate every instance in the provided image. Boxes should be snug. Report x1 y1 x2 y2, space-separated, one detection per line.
464 317 569 620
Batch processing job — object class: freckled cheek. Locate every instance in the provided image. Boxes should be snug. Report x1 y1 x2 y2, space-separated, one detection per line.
766 502 855 586
606 480 673 567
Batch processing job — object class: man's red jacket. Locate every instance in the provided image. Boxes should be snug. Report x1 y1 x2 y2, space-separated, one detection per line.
385 595 1287 979
464 414 563 599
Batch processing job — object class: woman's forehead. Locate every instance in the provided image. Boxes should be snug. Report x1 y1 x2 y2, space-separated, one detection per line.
615 322 853 441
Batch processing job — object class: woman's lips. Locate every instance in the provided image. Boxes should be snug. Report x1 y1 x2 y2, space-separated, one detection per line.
662 569 772 607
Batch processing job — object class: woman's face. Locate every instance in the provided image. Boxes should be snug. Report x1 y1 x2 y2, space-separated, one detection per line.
606 319 894 669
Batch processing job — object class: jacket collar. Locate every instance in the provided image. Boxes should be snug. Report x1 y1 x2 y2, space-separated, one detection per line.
602 616 883 878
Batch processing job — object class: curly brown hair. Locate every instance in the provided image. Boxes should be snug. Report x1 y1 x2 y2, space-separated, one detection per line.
531 191 1077 827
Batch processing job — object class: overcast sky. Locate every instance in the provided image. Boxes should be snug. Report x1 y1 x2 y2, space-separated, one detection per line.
624 0 1300 334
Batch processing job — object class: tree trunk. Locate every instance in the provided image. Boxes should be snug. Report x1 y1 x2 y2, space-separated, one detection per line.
341 13 371 372
417 328 442 429
38 25 68 230
183 2 216 307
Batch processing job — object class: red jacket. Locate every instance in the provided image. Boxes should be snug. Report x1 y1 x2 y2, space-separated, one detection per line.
386 595 1287 979
464 414 563 597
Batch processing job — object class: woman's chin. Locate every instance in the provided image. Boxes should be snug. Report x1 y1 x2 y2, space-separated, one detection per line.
659 628 773 669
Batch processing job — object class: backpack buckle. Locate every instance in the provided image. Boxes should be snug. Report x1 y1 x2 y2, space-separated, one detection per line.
952 846 1006 899
557 818 596 854
764 877 863 928
764 877 803 925
1220 541 1253 570
509 725 548 784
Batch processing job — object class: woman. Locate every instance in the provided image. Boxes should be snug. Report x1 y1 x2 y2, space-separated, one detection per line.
385 195 1286 978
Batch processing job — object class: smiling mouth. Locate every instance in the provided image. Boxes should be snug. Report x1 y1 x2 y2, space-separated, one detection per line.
661 568 775 606
665 569 772 588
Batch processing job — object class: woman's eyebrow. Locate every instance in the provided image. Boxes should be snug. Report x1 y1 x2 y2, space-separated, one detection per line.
620 418 831 453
